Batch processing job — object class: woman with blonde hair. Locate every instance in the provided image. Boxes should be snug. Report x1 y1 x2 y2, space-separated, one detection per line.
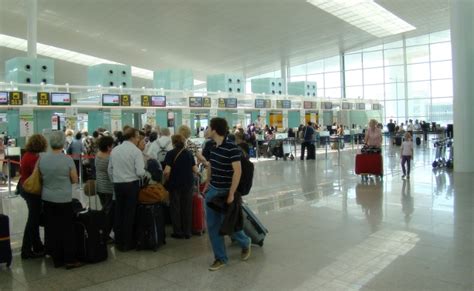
178 125 207 165
364 119 382 148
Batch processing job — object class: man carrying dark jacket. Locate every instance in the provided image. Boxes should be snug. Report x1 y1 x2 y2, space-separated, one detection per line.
204 117 251 271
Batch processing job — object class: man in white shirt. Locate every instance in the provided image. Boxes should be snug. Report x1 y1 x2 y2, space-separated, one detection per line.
146 127 173 166
108 127 145 251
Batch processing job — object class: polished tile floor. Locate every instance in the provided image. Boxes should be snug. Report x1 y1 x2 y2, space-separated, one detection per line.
0 142 472 290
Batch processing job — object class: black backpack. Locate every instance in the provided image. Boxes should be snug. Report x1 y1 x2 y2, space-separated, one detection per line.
237 152 254 196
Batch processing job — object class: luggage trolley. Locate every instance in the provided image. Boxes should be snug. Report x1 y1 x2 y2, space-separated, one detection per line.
355 146 384 181
282 137 296 160
432 138 448 168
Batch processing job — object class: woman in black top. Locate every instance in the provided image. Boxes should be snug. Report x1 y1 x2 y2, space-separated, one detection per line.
163 134 198 239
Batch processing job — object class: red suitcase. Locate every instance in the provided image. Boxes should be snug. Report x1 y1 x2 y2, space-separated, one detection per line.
355 153 383 178
192 192 206 235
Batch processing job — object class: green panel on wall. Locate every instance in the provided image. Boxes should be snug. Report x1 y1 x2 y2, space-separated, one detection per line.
7 109 22 146
34 110 54 134
322 111 333 126
88 111 104 133
122 111 134 129
288 111 300 128
156 110 168 129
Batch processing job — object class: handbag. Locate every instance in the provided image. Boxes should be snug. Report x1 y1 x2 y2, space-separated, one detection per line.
83 179 96 197
138 183 169 204
23 159 42 195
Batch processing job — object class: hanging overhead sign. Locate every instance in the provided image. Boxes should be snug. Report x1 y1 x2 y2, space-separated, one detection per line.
303 101 316 109
9 91 23 105
255 99 271 109
51 92 71 106
276 100 291 109
189 97 211 108
37 92 50 106
120 94 131 106
218 98 237 108
141 95 166 107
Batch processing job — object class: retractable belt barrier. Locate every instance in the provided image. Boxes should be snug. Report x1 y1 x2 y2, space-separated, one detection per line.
0 154 96 198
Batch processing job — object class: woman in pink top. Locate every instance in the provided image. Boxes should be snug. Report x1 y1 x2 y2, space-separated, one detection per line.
364 119 382 148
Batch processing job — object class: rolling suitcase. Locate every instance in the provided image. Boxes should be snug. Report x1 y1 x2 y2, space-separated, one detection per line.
416 137 421 146
242 204 268 247
0 214 12 267
355 153 383 178
74 182 108 263
135 203 166 251
75 209 108 263
395 136 403 146
192 192 206 235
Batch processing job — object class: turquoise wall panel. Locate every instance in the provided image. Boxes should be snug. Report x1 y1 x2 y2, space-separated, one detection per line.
288 111 300 128
88 111 104 133
87 64 132 88
153 69 193 90
156 110 168 128
122 112 134 129
250 111 259 125
7 109 21 146
322 111 333 126
5 57 55 85
34 110 54 134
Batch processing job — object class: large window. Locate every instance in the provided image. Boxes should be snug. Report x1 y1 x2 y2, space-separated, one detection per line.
245 29 453 125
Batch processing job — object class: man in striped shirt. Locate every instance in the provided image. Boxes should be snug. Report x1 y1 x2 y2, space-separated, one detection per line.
205 117 251 271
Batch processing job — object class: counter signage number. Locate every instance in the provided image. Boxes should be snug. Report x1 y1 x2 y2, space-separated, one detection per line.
120 94 131 106
141 95 151 107
37 92 51 106
218 98 226 108
203 97 211 107
255 99 271 109
9 91 23 105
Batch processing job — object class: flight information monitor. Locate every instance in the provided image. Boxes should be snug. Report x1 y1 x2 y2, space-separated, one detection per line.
276 100 291 109
102 94 120 106
322 102 333 110
255 99 271 109
0 92 8 105
151 95 166 107
51 92 71 106
357 103 366 110
341 102 352 110
218 98 237 108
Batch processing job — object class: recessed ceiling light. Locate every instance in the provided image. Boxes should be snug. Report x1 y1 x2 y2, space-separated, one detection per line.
306 0 415 38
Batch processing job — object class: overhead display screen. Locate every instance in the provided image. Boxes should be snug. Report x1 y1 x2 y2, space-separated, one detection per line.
255 99 271 109
218 98 237 108
8 91 23 105
322 102 333 110
372 103 381 110
51 92 71 106
189 97 212 108
341 102 352 110
303 101 316 109
141 95 166 107
0 92 8 105
102 94 120 106
357 103 366 110
37 92 50 105
276 100 291 109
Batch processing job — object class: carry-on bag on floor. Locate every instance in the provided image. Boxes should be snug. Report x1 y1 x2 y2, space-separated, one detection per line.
136 203 166 251
355 153 383 178
416 137 421 146
192 192 206 235
0 214 12 267
75 209 108 263
395 136 403 146
242 204 268 247
75 181 108 263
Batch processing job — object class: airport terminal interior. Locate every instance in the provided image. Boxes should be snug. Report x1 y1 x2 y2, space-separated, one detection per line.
0 0 473 290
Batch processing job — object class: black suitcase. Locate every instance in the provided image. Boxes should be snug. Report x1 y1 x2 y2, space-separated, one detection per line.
395 136 403 146
307 143 316 159
242 204 268 247
75 209 108 263
416 137 421 146
0 214 12 267
136 203 166 251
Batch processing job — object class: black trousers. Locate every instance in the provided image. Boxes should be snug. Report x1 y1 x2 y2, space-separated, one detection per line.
169 187 193 236
97 192 114 237
43 200 76 267
114 181 139 250
301 142 315 160
21 190 44 254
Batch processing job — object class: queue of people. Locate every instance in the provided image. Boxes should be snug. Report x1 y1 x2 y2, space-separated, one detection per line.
17 119 251 271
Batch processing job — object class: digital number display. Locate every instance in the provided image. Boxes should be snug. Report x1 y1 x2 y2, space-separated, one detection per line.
120 94 131 106
218 98 237 108
37 92 51 105
8 92 23 105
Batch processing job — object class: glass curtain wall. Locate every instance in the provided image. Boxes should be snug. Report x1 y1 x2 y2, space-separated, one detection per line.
245 30 453 125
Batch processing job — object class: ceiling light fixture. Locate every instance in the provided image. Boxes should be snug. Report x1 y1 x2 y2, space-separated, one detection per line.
306 0 415 38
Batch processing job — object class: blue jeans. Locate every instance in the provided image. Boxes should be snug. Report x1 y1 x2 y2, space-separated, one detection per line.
206 185 250 263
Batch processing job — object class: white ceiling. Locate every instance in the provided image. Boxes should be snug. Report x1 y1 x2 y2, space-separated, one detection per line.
0 0 450 85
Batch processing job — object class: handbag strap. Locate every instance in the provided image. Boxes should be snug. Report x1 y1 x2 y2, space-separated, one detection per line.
173 148 185 165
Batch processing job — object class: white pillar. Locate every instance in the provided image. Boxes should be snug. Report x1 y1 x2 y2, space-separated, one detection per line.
26 0 37 58
451 0 474 172
281 58 289 95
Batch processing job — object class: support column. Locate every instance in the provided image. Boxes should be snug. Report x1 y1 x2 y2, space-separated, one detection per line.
26 0 38 58
281 58 289 95
451 0 474 173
